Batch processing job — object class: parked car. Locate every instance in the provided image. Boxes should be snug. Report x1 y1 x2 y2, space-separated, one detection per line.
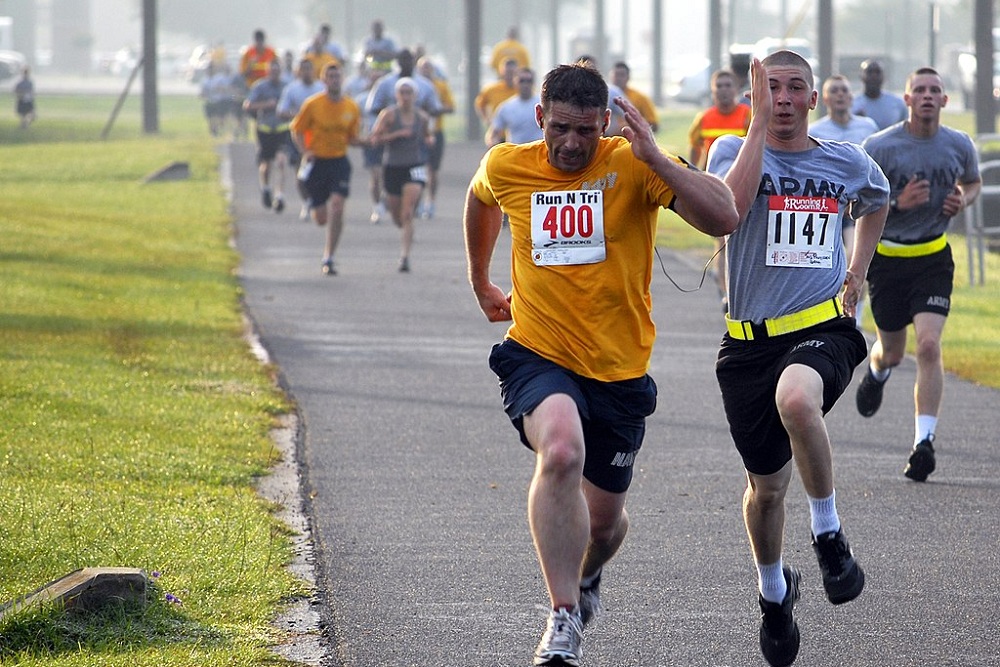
0 49 26 81
666 55 711 106
956 29 1000 110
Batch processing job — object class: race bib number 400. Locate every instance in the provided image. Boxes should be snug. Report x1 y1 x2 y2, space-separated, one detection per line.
531 190 606 266
765 195 839 269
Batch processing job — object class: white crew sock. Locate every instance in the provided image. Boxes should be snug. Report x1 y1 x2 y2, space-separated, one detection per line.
808 491 841 538
870 363 891 382
915 415 937 445
758 559 787 604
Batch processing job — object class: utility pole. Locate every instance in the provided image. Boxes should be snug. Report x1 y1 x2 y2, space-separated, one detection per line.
928 2 939 68
594 0 606 68
817 0 833 115
974 0 995 135
142 0 158 134
465 0 482 141
708 0 722 74
652 0 663 106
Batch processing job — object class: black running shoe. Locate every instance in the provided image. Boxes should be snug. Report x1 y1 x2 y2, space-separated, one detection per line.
758 567 801 667
261 187 273 209
855 367 888 417
812 529 865 605
904 436 936 482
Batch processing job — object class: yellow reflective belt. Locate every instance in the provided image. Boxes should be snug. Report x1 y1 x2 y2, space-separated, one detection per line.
876 234 947 258
726 297 844 341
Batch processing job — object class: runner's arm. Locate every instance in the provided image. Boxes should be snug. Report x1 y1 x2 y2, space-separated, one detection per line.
463 188 511 322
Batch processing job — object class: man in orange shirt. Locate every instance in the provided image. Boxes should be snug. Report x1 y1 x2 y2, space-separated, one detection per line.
291 62 366 276
688 68 752 310
240 29 277 88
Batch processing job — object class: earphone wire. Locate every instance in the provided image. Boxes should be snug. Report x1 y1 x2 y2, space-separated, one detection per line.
654 236 728 293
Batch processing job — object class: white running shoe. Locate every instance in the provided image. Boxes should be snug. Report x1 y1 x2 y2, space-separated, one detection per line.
370 201 386 224
533 607 583 666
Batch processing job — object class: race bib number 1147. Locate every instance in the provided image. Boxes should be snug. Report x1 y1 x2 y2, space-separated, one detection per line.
765 195 838 269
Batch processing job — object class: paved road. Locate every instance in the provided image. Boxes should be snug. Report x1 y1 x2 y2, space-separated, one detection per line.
231 139 1000 667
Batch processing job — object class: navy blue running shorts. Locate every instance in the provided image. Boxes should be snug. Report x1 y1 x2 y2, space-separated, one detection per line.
867 244 954 332
303 156 351 207
428 130 446 171
488 338 657 494
715 317 867 477
363 144 384 169
256 128 290 162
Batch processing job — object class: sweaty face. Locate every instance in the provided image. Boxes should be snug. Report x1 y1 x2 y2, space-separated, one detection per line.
712 75 737 107
822 80 852 112
766 64 817 141
611 66 628 89
905 73 947 120
538 101 608 173
324 66 342 94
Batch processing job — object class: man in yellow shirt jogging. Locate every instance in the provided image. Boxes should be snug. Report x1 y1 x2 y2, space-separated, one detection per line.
464 61 739 666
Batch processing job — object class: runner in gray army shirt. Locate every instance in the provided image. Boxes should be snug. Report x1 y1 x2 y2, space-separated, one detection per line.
855 66 981 483
707 51 889 667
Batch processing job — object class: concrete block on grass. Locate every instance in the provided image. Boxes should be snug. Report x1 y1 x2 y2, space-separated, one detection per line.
143 161 190 183
0 567 148 621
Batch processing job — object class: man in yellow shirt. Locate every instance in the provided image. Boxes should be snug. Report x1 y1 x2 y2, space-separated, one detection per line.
475 58 519 127
291 62 366 276
611 61 658 132
464 61 738 666
489 26 531 76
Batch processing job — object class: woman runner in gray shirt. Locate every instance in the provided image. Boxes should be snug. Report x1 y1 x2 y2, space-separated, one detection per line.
370 77 434 272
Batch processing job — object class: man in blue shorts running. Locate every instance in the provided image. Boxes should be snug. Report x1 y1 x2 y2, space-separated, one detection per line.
464 61 738 666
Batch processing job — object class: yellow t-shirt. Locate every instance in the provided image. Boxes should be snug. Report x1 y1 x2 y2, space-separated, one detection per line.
625 86 658 127
291 93 360 159
475 81 517 120
303 51 337 78
470 138 680 381
489 39 531 75
431 79 455 132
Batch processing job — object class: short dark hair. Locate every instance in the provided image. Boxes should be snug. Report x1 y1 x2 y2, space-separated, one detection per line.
761 49 813 83
906 66 943 92
541 62 608 112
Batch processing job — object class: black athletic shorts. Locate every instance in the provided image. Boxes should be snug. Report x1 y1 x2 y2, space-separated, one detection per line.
363 144 384 169
302 156 351 207
383 163 428 196
488 338 657 494
715 317 867 476
256 128 290 162
868 244 954 332
428 130 446 171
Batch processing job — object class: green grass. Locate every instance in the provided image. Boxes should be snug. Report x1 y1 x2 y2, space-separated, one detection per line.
0 92 303 665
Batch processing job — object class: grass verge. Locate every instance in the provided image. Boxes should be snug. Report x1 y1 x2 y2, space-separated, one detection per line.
0 93 303 665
